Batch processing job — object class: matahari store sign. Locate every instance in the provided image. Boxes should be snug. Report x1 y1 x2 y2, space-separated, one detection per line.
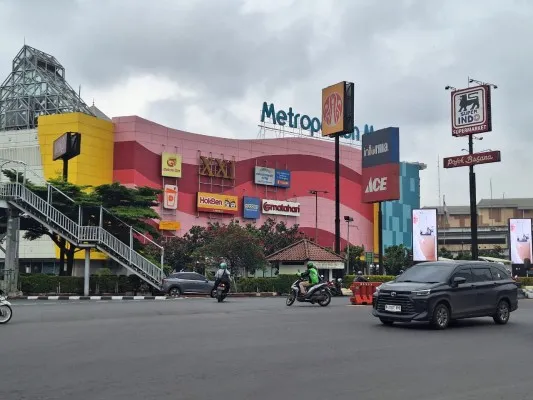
262 199 300 217
443 151 501 168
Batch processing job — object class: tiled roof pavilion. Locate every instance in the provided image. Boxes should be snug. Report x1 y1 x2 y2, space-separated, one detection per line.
267 239 344 262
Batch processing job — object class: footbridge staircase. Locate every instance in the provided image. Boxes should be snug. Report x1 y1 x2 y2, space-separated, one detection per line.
0 182 165 290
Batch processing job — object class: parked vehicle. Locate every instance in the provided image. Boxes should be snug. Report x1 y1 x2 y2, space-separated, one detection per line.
372 261 518 330
216 282 229 303
161 272 215 297
0 290 12 324
286 277 331 307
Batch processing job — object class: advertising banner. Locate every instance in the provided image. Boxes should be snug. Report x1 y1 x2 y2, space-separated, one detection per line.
243 196 261 219
362 163 400 203
361 127 400 169
159 221 181 231
451 85 492 137
53 133 68 161
412 209 438 262
275 169 291 188
197 192 238 214
509 218 532 264
163 184 178 209
254 166 276 186
262 199 300 217
321 81 354 137
443 151 501 168
161 152 182 178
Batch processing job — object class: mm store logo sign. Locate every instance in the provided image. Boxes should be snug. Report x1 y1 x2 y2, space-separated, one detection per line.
197 192 238 214
260 102 374 141
262 199 300 217
243 196 261 219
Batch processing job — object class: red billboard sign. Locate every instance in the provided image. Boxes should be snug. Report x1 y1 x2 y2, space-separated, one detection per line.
361 163 400 203
443 151 501 169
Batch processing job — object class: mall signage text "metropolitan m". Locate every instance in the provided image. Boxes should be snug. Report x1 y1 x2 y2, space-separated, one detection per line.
260 102 374 141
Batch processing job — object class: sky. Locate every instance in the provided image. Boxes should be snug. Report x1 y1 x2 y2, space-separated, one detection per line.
0 0 531 207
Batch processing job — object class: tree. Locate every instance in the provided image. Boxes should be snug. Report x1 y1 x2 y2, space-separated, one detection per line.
479 246 504 258
2 170 161 275
193 221 265 276
344 245 365 274
439 247 454 259
383 244 412 275
247 218 306 256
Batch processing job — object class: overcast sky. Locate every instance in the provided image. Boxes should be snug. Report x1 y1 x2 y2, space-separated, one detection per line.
1 0 531 207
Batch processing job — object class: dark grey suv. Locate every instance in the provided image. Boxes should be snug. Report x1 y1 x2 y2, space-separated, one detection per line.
372 261 518 329
162 272 215 297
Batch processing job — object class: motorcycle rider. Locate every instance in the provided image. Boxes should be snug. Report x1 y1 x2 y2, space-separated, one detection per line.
298 261 319 296
213 262 231 295
354 271 369 282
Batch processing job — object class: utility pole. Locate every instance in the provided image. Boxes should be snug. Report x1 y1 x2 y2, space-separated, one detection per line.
309 189 328 244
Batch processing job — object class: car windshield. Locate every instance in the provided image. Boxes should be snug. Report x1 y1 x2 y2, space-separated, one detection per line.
395 263 452 283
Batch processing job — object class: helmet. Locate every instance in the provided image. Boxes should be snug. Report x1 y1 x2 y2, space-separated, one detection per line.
357 271 363 275
307 261 314 269
220 262 227 269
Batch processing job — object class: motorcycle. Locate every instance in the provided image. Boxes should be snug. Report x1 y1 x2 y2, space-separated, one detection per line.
216 282 229 303
327 278 344 296
286 278 332 307
0 290 12 324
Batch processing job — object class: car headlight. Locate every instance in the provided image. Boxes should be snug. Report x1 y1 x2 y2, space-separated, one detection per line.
412 289 431 296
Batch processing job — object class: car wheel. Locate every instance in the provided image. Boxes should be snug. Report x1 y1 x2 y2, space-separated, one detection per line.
431 303 450 330
210 288 217 298
493 299 510 325
168 287 182 298
379 318 394 326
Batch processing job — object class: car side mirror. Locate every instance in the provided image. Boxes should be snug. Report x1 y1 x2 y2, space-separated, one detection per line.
452 276 466 287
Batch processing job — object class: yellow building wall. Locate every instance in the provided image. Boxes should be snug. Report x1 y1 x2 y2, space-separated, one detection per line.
37 112 115 261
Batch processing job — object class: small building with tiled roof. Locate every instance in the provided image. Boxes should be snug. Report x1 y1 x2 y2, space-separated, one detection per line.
266 239 345 280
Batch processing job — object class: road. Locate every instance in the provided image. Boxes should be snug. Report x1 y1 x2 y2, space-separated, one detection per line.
1 297 533 400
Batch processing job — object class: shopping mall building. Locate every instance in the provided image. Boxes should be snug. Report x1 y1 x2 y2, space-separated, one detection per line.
0 45 426 277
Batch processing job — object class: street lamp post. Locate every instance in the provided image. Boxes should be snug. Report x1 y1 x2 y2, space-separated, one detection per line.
309 189 328 244
344 216 353 274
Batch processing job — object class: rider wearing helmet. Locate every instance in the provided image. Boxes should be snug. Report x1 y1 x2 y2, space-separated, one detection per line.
298 261 319 296
354 271 369 282
214 262 231 295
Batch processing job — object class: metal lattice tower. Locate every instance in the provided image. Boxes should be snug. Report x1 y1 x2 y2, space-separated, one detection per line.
0 45 95 131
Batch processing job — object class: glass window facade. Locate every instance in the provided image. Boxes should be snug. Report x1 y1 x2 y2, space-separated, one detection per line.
381 162 422 251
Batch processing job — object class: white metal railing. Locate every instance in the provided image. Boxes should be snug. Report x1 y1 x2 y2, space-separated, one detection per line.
0 182 165 288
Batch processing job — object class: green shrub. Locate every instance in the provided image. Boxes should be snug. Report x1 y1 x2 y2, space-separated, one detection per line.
20 274 148 294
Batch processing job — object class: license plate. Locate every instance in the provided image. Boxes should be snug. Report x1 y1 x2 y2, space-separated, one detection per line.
385 304 401 312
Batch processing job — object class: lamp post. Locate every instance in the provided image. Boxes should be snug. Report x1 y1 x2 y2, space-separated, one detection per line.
309 189 328 244
344 216 358 275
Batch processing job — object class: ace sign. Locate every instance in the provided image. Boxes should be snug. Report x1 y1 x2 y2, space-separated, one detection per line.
451 85 492 136
362 164 400 203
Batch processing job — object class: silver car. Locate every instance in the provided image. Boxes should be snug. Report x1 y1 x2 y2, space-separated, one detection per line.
162 272 215 297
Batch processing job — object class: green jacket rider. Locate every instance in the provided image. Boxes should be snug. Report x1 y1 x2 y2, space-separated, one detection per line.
298 261 319 295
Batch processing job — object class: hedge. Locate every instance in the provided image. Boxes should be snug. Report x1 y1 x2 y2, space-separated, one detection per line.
19 274 147 295
17 274 533 295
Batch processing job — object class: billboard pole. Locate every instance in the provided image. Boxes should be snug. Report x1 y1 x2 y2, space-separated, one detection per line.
468 134 479 260
378 202 383 274
335 134 340 254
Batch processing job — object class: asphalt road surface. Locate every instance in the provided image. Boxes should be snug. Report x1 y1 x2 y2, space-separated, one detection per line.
2 297 533 400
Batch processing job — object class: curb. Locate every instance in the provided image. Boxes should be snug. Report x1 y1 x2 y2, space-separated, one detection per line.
10 296 169 301
8 292 280 300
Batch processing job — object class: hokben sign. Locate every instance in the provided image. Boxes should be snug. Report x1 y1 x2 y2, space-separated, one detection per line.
262 199 300 217
451 85 492 136
197 192 238 214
